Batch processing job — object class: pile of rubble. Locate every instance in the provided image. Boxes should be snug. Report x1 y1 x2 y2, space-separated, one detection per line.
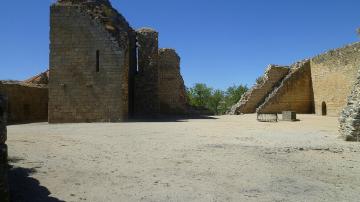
339 70 360 141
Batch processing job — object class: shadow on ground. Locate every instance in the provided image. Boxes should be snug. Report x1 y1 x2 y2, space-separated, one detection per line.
128 114 218 122
8 158 64 202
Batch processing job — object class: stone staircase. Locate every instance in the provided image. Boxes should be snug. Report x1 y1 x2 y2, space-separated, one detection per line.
228 65 289 114
256 60 313 114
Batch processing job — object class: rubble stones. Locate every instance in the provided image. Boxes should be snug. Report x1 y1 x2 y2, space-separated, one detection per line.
339 70 360 141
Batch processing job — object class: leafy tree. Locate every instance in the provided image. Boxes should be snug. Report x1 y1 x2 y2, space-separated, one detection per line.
187 83 212 107
186 83 248 115
208 89 225 115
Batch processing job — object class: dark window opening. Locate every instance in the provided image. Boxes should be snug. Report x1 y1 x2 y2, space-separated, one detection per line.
136 39 140 73
321 102 327 116
96 50 100 72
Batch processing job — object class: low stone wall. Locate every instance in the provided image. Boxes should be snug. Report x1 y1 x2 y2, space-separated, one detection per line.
0 82 48 124
0 95 9 202
158 48 188 114
257 60 315 114
339 70 360 141
228 65 289 114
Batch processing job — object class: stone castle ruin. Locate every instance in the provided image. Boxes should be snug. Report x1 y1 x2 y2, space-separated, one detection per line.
229 42 360 141
48 0 188 123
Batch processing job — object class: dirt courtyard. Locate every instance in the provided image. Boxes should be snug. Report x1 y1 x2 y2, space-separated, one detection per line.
6 114 360 202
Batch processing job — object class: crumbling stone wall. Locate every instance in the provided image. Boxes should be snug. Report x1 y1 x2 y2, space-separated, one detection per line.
134 28 160 116
311 42 360 117
229 65 289 114
257 60 315 114
0 82 48 124
158 48 188 114
0 95 9 202
49 0 135 123
339 70 360 141
24 70 49 85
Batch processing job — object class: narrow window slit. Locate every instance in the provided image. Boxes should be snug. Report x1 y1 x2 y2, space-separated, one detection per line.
96 50 100 72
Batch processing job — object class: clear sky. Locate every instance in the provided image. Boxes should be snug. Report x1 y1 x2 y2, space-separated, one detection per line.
1 0 360 89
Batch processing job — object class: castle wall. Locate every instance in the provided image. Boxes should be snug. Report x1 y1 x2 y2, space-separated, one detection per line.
311 42 360 117
134 28 160 116
158 49 188 114
0 82 48 124
229 65 289 114
0 95 9 202
49 4 130 123
257 60 315 114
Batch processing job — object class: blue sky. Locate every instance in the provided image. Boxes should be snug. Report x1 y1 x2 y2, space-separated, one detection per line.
1 0 360 89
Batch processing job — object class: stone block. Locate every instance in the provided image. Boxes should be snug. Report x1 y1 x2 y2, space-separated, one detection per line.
282 111 297 121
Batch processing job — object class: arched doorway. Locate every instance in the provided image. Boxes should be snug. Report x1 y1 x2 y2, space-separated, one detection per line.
322 102 327 116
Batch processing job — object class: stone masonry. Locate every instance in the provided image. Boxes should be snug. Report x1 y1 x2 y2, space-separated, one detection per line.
49 0 188 122
257 60 315 114
0 81 48 124
0 94 9 202
134 28 160 116
158 49 188 114
311 42 360 117
229 65 289 115
49 0 134 123
339 70 360 141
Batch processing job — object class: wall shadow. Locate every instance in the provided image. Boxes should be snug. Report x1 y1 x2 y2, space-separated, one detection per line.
127 114 218 123
8 163 64 202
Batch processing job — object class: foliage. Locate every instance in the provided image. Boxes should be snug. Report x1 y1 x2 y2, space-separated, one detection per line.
187 83 248 115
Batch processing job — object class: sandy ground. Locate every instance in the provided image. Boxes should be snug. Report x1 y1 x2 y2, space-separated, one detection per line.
6 114 360 202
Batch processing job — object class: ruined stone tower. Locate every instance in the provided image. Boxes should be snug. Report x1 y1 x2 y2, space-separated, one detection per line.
49 0 188 123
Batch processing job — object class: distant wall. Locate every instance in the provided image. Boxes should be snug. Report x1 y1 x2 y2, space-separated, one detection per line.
257 60 315 114
49 5 130 123
229 65 289 114
0 83 48 124
311 42 360 117
158 49 188 114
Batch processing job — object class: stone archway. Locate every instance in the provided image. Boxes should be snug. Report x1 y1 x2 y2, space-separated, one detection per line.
322 101 327 116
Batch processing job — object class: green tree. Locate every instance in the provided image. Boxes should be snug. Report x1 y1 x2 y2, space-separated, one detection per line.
187 83 212 107
208 89 225 115
224 85 248 109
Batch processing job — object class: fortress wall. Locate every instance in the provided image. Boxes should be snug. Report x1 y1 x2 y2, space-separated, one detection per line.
229 65 289 114
311 42 360 117
158 49 188 114
0 82 48 124
257 60 315 114
134 28 160 116
49 4 130 123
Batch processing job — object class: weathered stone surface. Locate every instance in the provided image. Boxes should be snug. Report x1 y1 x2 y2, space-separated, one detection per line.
339 70 360 141
282 111 297 121
0 82 48 124
257 60 315 114
229 65 289 115
311 42 360 117
24 70 49 85
0 95 7 144
0 94 9 202
134 28 160 116
158 48 188 114
49 1 134 123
